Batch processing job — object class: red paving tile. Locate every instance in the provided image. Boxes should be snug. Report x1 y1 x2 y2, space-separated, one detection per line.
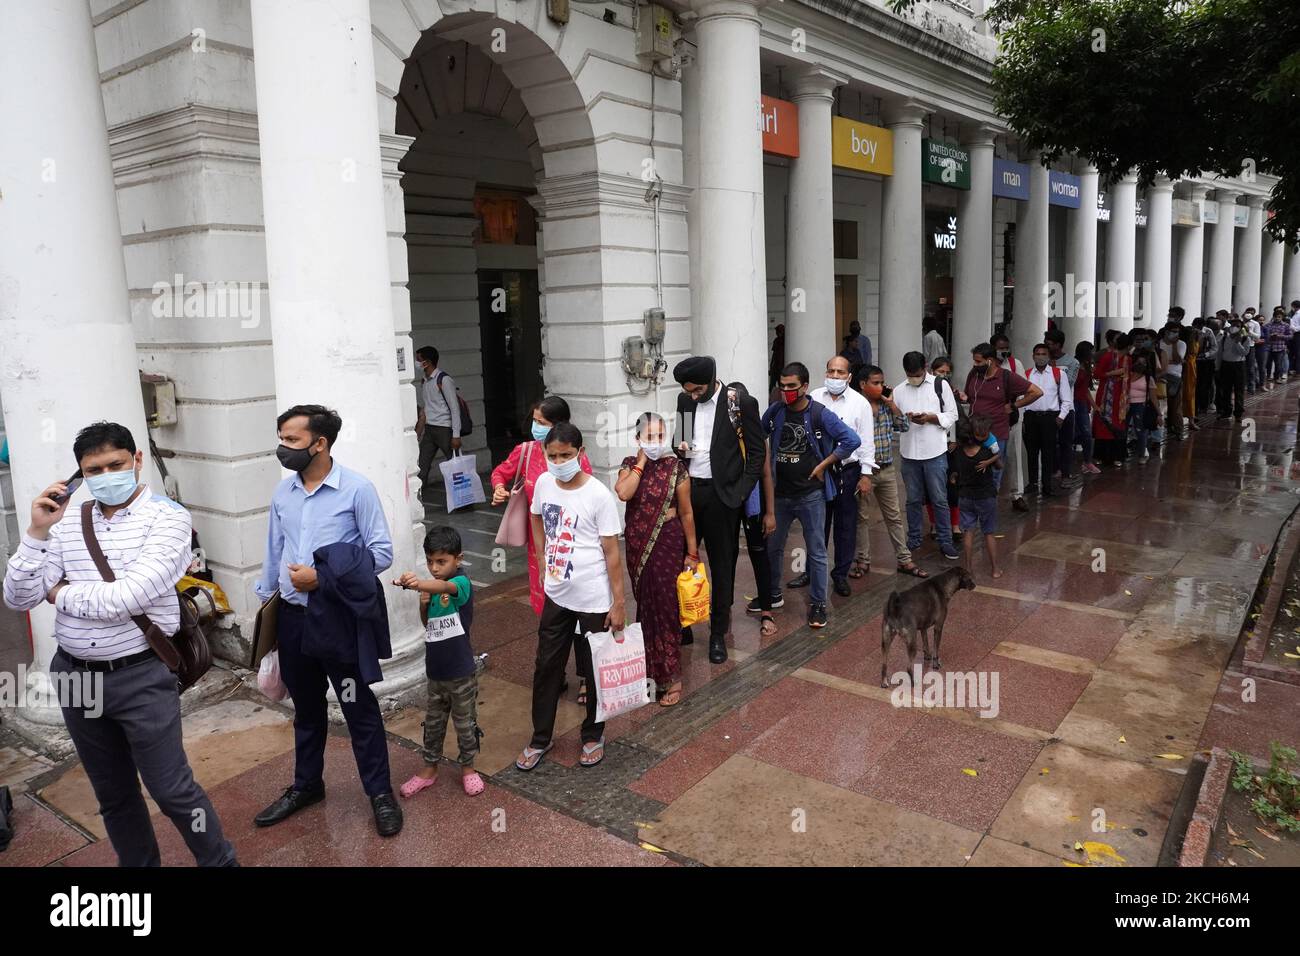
1198 671 1300 759
741 682 920 789
965 654 1093 732
853 715 1045 831
1002 605 1128 663
0 795 89 867
63 738 671 867
629 736 733 804
705 676 819 753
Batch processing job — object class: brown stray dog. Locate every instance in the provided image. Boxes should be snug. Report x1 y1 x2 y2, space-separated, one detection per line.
879 567 976 687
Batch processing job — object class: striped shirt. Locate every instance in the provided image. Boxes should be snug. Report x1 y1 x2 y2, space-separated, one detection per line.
3 485 190 660
871 402 908 469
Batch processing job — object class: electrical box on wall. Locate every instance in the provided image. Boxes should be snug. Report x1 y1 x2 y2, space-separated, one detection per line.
140 373 177 428
636 3 675 61
643 307 666 345
547 0 569 25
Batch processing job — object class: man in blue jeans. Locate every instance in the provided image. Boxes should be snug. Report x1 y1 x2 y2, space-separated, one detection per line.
761 362 861 629
893 350 961 560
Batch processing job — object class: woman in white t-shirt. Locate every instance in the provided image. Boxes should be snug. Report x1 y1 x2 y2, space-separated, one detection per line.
517 422 626 771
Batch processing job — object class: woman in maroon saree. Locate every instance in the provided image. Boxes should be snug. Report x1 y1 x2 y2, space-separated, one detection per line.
615 413 699 707
1092 332 1132 466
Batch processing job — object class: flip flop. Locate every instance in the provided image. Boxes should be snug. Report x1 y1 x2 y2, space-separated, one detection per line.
399 773 438 798
462 772 485 796
760 613 777 636
897 564 930 579
848 559 869 580
659 683 683 707
515 742 553 772
579 738 605 767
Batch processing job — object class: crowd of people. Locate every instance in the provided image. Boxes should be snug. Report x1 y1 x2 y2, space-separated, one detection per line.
9 295 1298 868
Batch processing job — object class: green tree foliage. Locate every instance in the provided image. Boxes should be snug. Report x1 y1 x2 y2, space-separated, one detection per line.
888 0 1300 242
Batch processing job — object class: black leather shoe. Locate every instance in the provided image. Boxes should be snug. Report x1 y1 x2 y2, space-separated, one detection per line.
708 635 728 664
832 577 851 598
254 784 325 827
680 626 694 646
787 572 810 589
1012 497 1030 513
372 792 404 837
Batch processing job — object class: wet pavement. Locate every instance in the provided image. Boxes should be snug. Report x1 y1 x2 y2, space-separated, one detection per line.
5 383 1300 866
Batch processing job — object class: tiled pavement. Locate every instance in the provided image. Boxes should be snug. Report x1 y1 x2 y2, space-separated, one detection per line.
5 385 1300 867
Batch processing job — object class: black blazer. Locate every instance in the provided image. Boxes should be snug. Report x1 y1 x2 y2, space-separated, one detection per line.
673 384 764 510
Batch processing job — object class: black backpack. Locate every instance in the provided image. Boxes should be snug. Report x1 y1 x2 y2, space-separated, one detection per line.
434 371 474 437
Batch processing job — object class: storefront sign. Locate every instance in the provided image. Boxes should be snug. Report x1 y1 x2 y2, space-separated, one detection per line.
831 117 893 175
1135 198 1147 228
1233 205 1250 227
1201 201 1218 224
931 214 958 250
759 96 799 158
1048 171 1081 208
1096 190 1111 222
1172 198 1200 226
993 159 1029 201
922 139 970 189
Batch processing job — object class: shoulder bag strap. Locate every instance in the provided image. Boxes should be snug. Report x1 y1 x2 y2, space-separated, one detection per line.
80 502 180 669
512 442 532 492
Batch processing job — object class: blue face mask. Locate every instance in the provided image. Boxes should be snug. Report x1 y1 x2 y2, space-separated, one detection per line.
548 457 582 482
531 421 551 443
824 377 848 396
85 468 138 506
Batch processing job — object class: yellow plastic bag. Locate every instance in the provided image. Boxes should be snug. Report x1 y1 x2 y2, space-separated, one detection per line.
677 565 711 627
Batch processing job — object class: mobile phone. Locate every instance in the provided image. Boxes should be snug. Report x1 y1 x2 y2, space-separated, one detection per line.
49 471 83 504
881 386 893 398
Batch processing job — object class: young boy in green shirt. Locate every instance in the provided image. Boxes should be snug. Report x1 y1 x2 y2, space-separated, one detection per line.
392 527 485 798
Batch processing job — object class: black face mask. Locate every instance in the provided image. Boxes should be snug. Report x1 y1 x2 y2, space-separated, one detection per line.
694 381 718 404
276 442 319 473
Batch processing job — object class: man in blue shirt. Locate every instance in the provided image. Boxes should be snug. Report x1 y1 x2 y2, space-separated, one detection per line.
252 404 403 837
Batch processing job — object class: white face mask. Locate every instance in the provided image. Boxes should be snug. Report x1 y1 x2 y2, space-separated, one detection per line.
824 377 849 395
640 440 670 460
548 457 581 482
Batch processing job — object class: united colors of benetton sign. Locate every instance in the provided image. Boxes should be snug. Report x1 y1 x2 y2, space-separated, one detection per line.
922 139 970 189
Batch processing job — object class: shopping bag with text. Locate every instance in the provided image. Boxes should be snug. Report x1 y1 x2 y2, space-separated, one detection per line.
677 565 711 628
440 452 487 512
588 623 651 723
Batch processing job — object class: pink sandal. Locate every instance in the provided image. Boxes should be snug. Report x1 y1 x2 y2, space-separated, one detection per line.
400 773 438 799
462 772 485 796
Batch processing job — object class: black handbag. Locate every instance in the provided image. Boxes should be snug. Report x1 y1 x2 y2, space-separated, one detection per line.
80 501 212 691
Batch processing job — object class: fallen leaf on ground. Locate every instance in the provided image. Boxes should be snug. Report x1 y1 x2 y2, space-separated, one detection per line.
962 768 978 777
1039 768 1050 775
1118 735 1127 744
1228 823 1240 839
1286 653 1300 660
1073 841 1084 851
1256 827 1282 843
638 842 666 854
1156 753 1185 760
1124 590 1133 596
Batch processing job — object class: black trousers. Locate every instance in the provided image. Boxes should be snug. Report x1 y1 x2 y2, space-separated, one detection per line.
691 478 742 639
1195 359 1217 414
743 503 773 613
1055 410 1074 478
278 603 392 798
823 462 861 581
531 597 606 747
1216 361 1246 418
1022 410 1058 493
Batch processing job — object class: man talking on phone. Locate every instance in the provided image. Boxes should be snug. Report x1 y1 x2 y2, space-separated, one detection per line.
892 351 960 560
2 421 236 866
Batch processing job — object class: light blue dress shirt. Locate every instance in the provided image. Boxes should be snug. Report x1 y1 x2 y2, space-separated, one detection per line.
255 461 393 607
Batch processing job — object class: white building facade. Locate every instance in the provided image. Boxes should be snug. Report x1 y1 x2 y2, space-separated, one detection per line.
1 0 1295 720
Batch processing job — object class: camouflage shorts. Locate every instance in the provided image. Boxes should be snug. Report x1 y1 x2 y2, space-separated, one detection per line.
422 674 482 767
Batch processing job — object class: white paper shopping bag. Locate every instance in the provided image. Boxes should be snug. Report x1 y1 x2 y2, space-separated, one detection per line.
587 623 652 722
440 452 486 512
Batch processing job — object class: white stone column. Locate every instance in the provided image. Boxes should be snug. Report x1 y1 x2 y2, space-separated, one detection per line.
689 0 767 393
785 66 845 371
1065 163 1099 346
1107 170 1138 331
1205 189 1240 314
1011 152 1050 361
1175 184 1209 317
952 127 996 379
1261 232 1285 314
1235 196 1265 314
0 0 155 726
250 0 421 672
1283 238 1300 309
1141 176 1174 327
879 100 929 381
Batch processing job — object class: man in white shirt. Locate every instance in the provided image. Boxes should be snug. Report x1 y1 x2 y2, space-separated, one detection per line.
3 422 236 867
810 355 877 596
892 351 960 560
415 345 462 495
1023 344 1072 498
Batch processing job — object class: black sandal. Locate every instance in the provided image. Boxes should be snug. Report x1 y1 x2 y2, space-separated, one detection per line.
577 679 588 706
897 563 930 578
760 613 777 636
